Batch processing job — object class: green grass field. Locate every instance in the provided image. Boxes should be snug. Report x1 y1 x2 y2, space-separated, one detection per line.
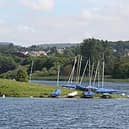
0 79 77 97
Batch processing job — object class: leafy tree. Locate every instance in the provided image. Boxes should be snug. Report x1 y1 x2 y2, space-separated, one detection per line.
112 57 129 79
44 57 55 70
80 38 105 62
20 56 32 65
0 55 17 74
16 69 28 82
0 69 17 79
80 38 115 75
32 57 47 71
48 47 58 55
48 67 57 76
63 46 79 57
63 64 72 76
0 43 16 55
42 68 48 75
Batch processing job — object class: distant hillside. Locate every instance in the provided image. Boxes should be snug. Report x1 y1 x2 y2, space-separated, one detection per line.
29 43 79 49
42 43 79 48
0 42 14 46
109 41 129 49
1 40 129 56
0 42 26 55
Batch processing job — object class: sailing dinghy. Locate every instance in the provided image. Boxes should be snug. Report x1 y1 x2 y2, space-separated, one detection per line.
67 91 78 98
51 66 61 97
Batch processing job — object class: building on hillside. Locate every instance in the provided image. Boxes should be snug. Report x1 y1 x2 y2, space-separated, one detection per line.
29 51 47 56
57 48 65 54
15 51 29 57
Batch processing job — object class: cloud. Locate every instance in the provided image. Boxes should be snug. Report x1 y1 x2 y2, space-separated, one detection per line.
1 0 129 46
0 19 11 34
79 2 129 41
21 0 55 11
0 0 6 7
17 25 35 33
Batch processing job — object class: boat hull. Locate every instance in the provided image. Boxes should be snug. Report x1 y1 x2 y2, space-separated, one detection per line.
67 91 78 98
101 93 112 99
51 89 61 97
83 91 94 98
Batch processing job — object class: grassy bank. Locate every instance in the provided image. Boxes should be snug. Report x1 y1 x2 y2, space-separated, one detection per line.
0 79 77 97
0 79 128 98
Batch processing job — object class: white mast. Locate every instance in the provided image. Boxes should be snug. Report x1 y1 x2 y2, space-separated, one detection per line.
89 59 91 86
29 60 34 83
80 60 88 85
102 54 105 88
57 65 60 87
76 55 82 84
76 56 79 83
93 61 100 86
78 56 82 83
68 56 77 83
98 70 100 88
90 62 94 86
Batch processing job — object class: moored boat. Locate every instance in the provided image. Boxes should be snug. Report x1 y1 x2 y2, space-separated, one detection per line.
2 94 5 98
101 93 111 99
83 91 94 98
51 66 62 97
67 91 78 98
51 89 61 97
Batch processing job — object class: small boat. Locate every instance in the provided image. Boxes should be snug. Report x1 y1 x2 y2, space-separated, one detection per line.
51 89 61 97
121 93 126 96
63 56 79 89
83 91 94 98
95 56 118 94
51 66 61 97
63 55 83 89
67 91 78 98
2 94 5 98
101 93 111 99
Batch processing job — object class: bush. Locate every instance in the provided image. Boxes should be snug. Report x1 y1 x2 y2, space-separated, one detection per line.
16 69 28 82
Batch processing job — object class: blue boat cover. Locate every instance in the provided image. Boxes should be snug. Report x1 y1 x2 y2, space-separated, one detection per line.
76 85 99 91
96 88 117 93
85 85 98 90
84 91 94 97
76 84 86 90
63 83 77 89
51 89 61 97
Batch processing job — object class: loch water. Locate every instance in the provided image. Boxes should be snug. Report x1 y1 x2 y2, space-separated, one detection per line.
32 80 129 94
0 98 129 129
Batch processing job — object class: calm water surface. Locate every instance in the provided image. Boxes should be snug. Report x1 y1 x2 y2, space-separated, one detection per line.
32 80 129 94
0 98 129 129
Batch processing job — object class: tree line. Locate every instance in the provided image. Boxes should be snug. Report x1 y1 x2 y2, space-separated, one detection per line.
1 38 129 81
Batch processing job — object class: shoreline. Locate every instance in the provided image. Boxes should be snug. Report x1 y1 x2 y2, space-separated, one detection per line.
0 95 128 99
0 79 128 99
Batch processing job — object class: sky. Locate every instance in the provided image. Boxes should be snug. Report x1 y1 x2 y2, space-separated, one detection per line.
0 0 129 46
